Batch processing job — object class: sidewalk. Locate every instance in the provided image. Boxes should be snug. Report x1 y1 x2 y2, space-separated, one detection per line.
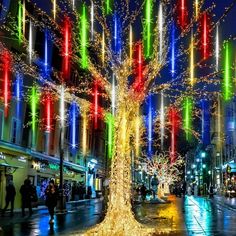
211 195 236 210
0 198 102 218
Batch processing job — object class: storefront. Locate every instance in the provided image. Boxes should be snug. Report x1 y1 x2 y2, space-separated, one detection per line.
222 162 236 197
28 158 86 204
0 152 29 209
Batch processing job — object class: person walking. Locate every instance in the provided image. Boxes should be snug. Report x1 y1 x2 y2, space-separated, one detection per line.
45 180 58 224
20 179 33 217
2 180 16 216
140 184 147 202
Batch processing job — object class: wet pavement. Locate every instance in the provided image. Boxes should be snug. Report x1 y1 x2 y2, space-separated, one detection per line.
1 196 236 235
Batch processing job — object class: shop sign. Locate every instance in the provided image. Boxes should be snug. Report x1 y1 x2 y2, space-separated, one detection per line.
49 163 60 171
18 156 27 163
32 161 46 171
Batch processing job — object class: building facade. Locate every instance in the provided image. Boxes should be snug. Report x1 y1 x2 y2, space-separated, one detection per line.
0 1 108 209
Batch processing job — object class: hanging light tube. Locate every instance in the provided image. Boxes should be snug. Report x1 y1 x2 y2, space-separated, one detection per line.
111 74 116 115
82 110 87 156
190 31 194 86
129 25 133 67
29 20 33 64
91 1 94 40
160 92 165 149
159 2 163 62
216 24 219 72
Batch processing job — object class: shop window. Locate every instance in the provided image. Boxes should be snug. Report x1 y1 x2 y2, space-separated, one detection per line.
11 117 21 144
0 109 3 139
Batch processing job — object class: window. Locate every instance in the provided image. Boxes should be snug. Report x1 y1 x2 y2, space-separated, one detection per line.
11 118 21 144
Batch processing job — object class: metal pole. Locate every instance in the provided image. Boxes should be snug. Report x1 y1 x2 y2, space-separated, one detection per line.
59 127 66 212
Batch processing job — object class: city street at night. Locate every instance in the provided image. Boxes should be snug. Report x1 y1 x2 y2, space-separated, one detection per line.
1 196 236 236
1 0 236 235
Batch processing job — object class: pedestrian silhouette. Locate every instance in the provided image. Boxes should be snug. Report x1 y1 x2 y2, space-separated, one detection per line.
20 179 33 217
45 179 58 224
140 184 147 202
2 180 16 216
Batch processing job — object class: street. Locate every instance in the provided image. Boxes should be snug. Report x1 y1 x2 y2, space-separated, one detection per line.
1 196 236 236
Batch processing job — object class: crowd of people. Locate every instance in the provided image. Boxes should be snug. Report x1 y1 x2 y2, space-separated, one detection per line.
1 179 92 225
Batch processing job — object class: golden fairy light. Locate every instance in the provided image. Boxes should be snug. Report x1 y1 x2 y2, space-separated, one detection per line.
0 0 232 235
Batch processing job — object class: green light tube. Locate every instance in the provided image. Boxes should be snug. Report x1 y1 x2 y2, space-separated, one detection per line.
18 1 22 44
106 113 114 159
223 41 232 101
183 97 193 141
143 0 153 58
80 5 88 69
30 86 39 147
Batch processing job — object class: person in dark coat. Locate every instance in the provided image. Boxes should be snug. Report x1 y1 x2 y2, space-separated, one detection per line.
140 184 147 201
45 180 58 224
20 179 33 217
2 180 16 216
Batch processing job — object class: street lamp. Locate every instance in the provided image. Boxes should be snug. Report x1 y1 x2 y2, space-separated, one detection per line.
58 127 66 212
201 151 206 158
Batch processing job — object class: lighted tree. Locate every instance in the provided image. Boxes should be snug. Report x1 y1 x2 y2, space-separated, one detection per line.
139 152 184 197
0 0 235 235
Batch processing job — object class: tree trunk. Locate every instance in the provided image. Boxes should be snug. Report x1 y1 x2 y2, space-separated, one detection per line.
84 105 155 235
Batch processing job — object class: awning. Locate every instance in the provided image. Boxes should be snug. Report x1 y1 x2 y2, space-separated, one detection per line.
0 162 23 169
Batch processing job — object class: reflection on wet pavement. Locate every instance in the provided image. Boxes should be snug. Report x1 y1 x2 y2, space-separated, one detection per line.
134 195 186 235
1 196 236 235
